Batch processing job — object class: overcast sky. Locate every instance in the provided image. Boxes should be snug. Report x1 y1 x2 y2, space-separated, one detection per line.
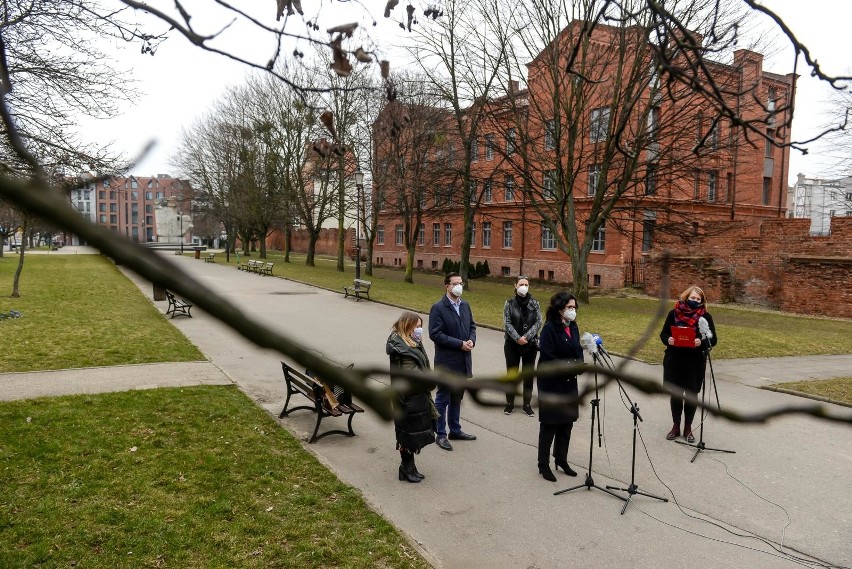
84 1 851 185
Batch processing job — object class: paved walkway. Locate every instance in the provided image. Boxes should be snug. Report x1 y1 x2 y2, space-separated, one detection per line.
1 252 850 568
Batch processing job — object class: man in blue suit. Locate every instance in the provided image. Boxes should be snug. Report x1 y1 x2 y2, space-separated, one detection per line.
429 272 477 451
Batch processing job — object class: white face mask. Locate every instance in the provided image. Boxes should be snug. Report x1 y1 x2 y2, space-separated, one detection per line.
450 284 463 297
516 285 529 297
563 308 576 322
412 327 423 343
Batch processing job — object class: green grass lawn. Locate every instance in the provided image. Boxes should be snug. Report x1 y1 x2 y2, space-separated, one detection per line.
213 250 852 363
0 386 429 568
770 377 852 405
0 255 203 372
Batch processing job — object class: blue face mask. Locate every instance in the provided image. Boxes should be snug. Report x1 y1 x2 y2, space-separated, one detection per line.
686 299 701 309
412 327 423 343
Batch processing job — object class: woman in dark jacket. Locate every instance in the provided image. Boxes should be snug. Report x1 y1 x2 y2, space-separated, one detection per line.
535 291 582 482
660 285 718 443
386 311 436 483
503 275 543 416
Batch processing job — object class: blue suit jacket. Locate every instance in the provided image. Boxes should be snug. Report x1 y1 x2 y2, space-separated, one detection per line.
428 295 477 377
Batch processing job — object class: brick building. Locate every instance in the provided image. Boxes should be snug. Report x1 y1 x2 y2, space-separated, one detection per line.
70 175 191 245
371 21 796 291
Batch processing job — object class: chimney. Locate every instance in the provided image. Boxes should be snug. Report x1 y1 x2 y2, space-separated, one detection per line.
508 80 519 95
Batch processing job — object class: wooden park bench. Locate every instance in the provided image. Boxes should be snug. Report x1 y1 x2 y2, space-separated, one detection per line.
343 279 372 301
165 290 193 318
237 259 258 272
204 252 215 263
279 362 364 443
260 262 273 276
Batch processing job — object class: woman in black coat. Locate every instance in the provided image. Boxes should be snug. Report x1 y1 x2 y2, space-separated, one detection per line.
535 291 582 482
386 311 436 483
660 285 718 443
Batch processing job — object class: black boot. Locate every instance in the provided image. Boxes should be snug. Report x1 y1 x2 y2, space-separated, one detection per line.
410 453 425 480
398 451 422 483
538 464 557 482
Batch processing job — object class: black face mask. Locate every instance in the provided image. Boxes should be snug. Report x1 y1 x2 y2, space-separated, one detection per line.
686 299 701 309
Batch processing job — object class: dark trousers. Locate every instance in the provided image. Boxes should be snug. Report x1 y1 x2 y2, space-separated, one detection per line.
538 422 573 467
504 341 536 407
670 391 698 426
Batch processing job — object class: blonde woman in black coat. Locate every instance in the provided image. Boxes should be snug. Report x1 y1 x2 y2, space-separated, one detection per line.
536 291 582 482
387 311 436 483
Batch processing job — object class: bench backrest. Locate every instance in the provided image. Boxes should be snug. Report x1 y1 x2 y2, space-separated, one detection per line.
281 362 325 401
353 279 371 288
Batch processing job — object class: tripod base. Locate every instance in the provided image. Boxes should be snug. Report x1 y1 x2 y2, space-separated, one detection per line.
675 439 735 463
555 472 627 502
605 482 668 515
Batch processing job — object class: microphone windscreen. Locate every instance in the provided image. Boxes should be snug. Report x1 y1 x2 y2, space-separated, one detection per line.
580 332 597 354
592 333 603 345
698 317 713 339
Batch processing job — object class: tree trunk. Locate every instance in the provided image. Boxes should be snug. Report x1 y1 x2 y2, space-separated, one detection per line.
405 246 415 283
365 242 373 276
11 221 27 298
306 232 318 266
571 249 590 304
283 225 291 263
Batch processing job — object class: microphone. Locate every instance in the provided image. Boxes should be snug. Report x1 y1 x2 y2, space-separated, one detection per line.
698 317 713 341
591 333 609 355
580 332 598 355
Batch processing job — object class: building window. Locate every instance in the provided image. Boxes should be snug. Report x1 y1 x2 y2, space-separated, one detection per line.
395 224 403 245
696 112 704 143
99 214 107 223
504 176 515 201
541 224 557 250
547 271 554 281
482 221 491 247
484 179 493 203
485 134 495 160
110 191 116 200
593 274 602 287
709 120 719 150
145 204 152 213
708 171 717 202
544 170 557 199
131 191 138 200
545 119 556 150
762 177 772 205
110 203 117 212
765 129 774 158
102 180 108 188
590 107 610 142
110 214 117 224
469 222 476 248
470 137 479 161
588 164 601 196
377 225 385 245
469 180 477 204
130 178 138 189
506 128 516 155
646 163 658 196
156 191 163 199
726 173 733 203
146 216 153 225
642 219 655 251
693 171 700 199
502 266 510 277
503 221 513 248
418 223 425 246
417 188 427 209
433 223 440 246
444 223 452 246
591 223 605 252
648 107 660 141
98 190 105 200
145 191 153 200
99 203 106 212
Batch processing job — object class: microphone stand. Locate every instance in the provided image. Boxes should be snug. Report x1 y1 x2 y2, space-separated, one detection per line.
597 349 669 515
554 350 626 504
675 336 735 462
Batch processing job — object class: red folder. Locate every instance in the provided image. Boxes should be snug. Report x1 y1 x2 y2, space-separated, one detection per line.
671 326 696 348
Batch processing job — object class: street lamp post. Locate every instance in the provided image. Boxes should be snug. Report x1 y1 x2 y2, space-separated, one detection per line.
178 210 184 255
223 198 230 263
354 170 364 281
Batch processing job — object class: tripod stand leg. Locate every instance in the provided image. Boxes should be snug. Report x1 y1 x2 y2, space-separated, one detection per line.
676 350 735 461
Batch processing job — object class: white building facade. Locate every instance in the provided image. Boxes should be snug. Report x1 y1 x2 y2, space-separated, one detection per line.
791 173 852 235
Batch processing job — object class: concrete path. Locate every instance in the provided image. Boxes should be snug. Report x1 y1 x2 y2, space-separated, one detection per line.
1 253 850 569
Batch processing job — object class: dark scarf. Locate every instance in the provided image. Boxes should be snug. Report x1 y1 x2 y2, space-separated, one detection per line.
673 300 705 328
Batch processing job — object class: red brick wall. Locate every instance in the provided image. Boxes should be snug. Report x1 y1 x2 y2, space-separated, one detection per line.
266 228 349 257
645 217 852 318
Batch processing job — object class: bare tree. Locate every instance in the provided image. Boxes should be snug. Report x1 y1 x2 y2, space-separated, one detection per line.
375 75 452 282
403 0 508 286
0 200 22 257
